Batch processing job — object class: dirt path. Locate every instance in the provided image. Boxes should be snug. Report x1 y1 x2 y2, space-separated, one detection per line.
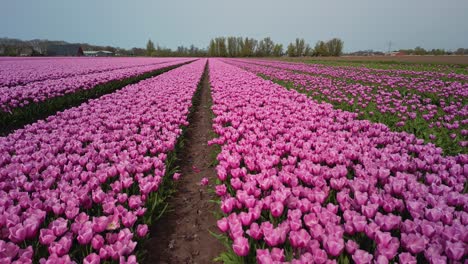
143 62 224 264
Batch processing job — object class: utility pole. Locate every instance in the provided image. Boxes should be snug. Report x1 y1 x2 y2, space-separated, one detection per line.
387 41 393 54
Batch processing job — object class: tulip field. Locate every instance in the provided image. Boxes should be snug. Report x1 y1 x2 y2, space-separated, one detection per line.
0 57 467 263
0 57 191 113
0 58 206 263
209 59 467 264
225 59 468 155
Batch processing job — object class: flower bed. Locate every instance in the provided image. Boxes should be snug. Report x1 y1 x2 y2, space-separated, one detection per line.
0 58 192 112
209 59 467 264
226 59 467 155
0 59 206 263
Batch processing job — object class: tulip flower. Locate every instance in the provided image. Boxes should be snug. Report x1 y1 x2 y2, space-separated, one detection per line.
83 253 100 264
173 173 181 181
136 224 149 237
200 177 209 186
232 237 249 256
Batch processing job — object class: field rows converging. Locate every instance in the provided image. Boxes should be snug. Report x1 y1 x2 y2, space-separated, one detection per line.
225 59 467 155
208 59 467 263
0 58 192 112
0 59 207 263
251 58 468 82
0 57 466 264
0 57 194 88
0 58 194 135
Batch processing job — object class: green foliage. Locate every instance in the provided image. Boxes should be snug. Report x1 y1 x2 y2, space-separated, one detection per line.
146 39 155 56
208 37 229 57
295 38 306 57
326 38 344 56
414 46 427 55
273 44 283 57
257 37 275 57
314 41 329 56
287 43 296 57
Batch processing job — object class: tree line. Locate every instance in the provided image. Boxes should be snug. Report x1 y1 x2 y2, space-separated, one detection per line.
203 36 344 57
398 47 468 56
2 37 466 58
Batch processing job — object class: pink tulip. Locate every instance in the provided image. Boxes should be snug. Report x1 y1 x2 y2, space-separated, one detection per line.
217 218 229 233
91 234 105 250
246 222 262 240
289 229 311 249
48 233 72 256
92 216 108 233
270 201 284 217
352 249 373 264
401 233 426 254
232 237 249 256
39 229 57 245
8 224 26 243
345 239 359 254
122 211 137 228
323 236 344 256
77 224 93 245
270 248 284 261
136 224 149 237
398 253 417 264
200 177 209 186
49 218 68 237
173 173 181 181
83 253 100 264
215 184 227 196
445 241 465 261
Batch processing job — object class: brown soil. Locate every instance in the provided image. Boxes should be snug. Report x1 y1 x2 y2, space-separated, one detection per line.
143 63 224 264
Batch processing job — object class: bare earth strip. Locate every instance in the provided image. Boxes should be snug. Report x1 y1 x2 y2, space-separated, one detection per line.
143 65 224 264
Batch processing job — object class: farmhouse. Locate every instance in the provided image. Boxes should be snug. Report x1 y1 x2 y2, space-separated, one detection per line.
83 50 115 57
387 51 407 56
47 44 84 56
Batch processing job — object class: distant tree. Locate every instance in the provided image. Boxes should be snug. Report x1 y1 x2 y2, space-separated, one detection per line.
208 39 216 56
146 39 155 56
326 38 344 56
236 37 244 56
295 38 306 57
273 44 283 57
429 49 446 55
215 37 227 57
455 48 467 55
242 37 256 57
227 37 238 57
132 47 147 56
414 46 427 55
398 49 414 55
258 37 274 57
266 37 275 56
313 41 328 56
304 44 312 56
287 42 296 57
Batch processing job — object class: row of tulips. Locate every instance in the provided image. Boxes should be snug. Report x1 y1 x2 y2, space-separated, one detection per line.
0 59 206 263
225 59 467 155
0 57 187 88
247 59 468 83
303 60 468 78
231 59 467 120
0 58 192 112
208 59 467 264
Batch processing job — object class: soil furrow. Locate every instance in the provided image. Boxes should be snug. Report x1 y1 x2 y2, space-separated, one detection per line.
143 62 224 264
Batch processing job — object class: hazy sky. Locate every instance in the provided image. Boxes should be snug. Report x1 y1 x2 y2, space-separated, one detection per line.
1 0 467 52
